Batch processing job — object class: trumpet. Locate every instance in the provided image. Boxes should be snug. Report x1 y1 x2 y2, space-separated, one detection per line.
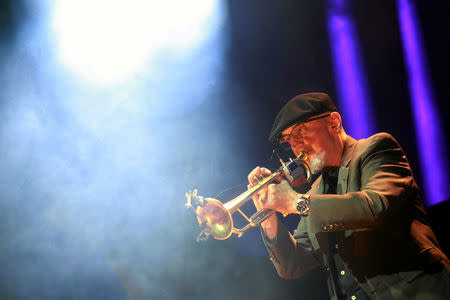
185 153 311 241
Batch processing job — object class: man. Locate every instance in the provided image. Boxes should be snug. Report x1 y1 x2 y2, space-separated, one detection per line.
248 93 449 299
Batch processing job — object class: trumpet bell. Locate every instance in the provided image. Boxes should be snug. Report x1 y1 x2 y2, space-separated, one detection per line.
196 198 233 240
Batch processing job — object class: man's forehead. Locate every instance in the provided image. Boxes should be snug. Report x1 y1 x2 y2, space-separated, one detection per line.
281 112 330 135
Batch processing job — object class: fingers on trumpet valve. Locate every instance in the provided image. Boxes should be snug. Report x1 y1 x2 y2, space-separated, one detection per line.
253 175 265 184
248 167 271 186
248 170 258 186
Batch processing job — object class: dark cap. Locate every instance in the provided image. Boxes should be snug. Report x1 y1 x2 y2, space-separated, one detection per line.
269 92 337 144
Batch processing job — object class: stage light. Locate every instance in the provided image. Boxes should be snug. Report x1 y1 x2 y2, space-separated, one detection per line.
51 0 221 86
397 0 449 205
327 0 375 140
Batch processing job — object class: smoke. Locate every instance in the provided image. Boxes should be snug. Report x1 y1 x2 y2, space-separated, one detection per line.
0 1 243 299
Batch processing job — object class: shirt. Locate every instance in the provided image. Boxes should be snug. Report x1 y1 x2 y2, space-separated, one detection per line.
323 171 370 300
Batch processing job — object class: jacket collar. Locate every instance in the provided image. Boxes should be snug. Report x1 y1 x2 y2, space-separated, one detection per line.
339 135 357 167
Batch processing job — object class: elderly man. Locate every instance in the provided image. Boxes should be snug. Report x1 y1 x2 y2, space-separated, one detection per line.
248 93 449 299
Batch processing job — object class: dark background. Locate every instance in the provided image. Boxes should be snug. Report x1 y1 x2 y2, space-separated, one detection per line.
0 0 449 299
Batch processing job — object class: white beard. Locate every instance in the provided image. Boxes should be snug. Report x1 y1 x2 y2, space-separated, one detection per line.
308 151 326 174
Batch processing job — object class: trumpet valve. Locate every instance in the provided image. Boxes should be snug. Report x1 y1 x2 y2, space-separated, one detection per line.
184 191 193 209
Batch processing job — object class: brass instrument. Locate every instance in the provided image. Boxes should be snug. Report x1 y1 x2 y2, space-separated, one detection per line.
185 153 311 241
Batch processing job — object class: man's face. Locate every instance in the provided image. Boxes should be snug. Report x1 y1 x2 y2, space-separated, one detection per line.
280 113 339 173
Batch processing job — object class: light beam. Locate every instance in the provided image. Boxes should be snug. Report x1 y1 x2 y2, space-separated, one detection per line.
51 0 222 86
397 0 449 205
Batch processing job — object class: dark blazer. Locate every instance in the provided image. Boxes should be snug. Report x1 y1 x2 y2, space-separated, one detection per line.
263 133 449 299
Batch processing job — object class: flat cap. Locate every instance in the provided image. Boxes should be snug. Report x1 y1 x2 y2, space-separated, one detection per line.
269 92 337 144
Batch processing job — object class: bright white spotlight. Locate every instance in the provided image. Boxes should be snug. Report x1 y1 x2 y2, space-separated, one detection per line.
51 0 222 86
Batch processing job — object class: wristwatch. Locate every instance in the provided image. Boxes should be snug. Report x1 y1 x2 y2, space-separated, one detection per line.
296 194 311 215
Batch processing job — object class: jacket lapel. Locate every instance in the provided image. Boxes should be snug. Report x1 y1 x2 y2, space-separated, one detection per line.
340 136 357 169
337 167 349 195
304 136 357 260
337 136 356 194
301 175 324 258
309 174 325 195
339 137 356 239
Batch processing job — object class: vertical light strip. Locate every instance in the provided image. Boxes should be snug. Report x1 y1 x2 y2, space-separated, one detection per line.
397 0 449 205
326 0 375 140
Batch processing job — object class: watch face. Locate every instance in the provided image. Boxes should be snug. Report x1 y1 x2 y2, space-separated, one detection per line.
296 197 309 214
296 202 305 212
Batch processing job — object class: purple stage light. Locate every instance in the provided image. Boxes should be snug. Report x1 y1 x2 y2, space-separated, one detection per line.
397 0 449 205
326 0 375 140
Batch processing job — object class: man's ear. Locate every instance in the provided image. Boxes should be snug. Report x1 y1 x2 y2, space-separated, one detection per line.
329 112 342 133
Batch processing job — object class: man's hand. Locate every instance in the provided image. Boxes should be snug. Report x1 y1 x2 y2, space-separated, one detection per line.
266 179 300 215
247 167 300 239
247 166 272 211
248 167 300 215
247 167 278 239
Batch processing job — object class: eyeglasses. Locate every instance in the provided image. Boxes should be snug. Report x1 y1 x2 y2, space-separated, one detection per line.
279 113 331 145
